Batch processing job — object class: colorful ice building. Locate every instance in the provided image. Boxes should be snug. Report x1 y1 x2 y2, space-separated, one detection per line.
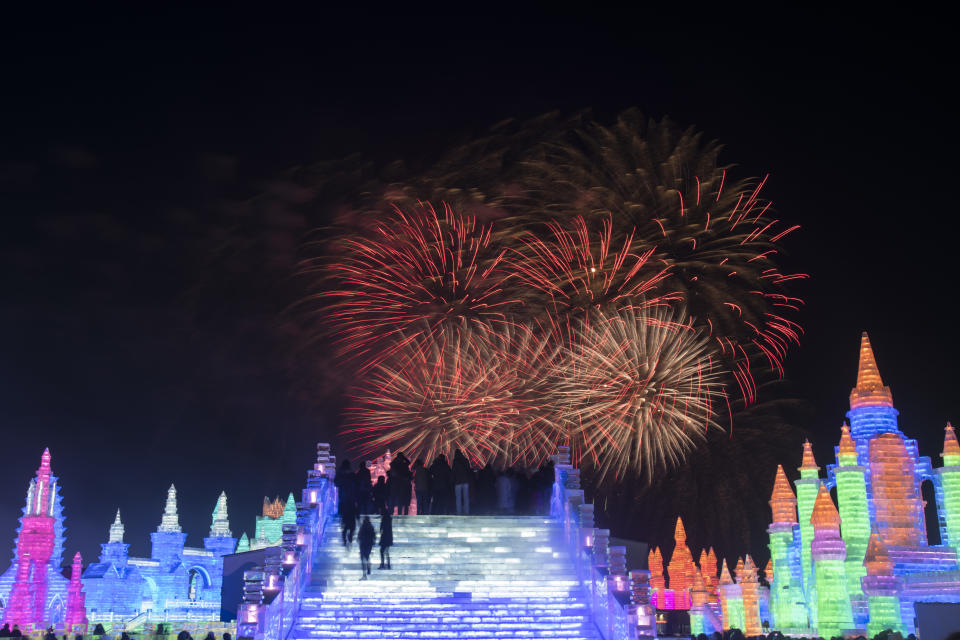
234 494 297 554
0 449 87 633
81 487 236 623
653 333 960 636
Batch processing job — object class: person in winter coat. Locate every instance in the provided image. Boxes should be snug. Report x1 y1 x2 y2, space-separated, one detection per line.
388 452 412 515
452 450 473 514
379 509 394 569
335 459 357 546
355 464 372 515
357 515 376 579
413 459 431 515
372 475 388 514
429 455 452 514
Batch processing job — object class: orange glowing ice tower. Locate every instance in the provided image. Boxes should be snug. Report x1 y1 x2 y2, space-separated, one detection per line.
648 546 665 608
666 517 695 608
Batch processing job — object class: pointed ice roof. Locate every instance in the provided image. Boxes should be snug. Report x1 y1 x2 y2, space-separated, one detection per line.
158 484 182 533
674 517 687 542
236 532 250 553
719 559 733 585
943 422 960 463
740 555 758 583
850 332 893 409
210 491 232 537
864 528 893 576
282 493 298 524
800 440 818 470
838 423 857 458
39 447 52 475
764 558 773 580
770 465 798 524
109 509 125 543
811 485 841 534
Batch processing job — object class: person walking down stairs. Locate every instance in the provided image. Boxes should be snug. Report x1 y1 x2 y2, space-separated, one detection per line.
335 459 357 547
379 510 393 569
357 516 375 580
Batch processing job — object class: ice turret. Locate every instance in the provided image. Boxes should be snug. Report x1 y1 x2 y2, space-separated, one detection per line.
64 552 88 633
811 485 854 637
862 529 905 636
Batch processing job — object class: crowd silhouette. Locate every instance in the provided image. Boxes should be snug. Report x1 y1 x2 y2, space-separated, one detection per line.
335 451 555 519
333 450 555 579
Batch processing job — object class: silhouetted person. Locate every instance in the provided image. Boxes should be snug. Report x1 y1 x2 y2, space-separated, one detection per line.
379 510 393 569
176 631 192 640
120 633 131 640
44 628 57 640
223 633 232 640
357 515 375 579
372 475 388 514
413 459 430 514
204 633 216 640
355 464 372 515
476 463 496 514
10 625 21 638
429 455 452 514
496 467 515 513
336 459 357 546
92 625 106 637
389 452 412 514
0 623 11 637
452 450 473 514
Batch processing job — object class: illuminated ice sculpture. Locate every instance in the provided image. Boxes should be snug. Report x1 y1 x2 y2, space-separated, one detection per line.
647 333 960 636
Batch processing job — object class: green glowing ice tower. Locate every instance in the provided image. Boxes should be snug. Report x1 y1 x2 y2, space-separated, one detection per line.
811 485 854 638
834 423 870 596
795 440 820 601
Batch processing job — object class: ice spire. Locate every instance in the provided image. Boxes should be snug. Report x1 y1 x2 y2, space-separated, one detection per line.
770 465 798 524
800 440 819 478
850 331 893 408
109 509 124 543
838 423 857 462
158 484 182 532
210 491 232 537
944 422 960 466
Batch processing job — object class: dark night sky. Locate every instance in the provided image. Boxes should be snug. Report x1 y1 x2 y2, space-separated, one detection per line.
1 11 956 566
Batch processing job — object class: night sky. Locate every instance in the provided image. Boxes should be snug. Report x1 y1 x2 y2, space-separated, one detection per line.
1 11 956 567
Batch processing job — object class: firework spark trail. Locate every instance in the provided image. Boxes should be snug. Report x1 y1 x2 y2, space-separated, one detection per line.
507 213 679 318
316 202 518 372
560 306 726 482
512 113 808 401
343 321 567 466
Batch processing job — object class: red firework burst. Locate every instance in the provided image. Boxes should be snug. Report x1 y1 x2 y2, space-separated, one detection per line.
315 202 517 372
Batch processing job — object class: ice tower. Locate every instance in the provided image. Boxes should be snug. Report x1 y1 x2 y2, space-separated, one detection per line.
937 423 960 552
810 485 854 637
0 449 69 631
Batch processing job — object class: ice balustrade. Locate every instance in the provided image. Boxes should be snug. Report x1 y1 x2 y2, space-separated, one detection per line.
238 443 655 640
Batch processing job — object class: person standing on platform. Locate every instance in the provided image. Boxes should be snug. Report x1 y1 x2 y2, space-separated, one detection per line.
357 515 375 579
389 452 412 515
355 463 372 515
413 459 431 515
372 475 388 514
336 459 357 546
379 509 394 569
452 450 473 515
429 454 452 514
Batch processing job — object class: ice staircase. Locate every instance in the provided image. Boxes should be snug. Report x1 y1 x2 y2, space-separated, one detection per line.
291 514 601 640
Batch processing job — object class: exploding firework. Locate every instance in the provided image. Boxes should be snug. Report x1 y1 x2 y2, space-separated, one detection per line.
507 212 677 319
510 109 807 402
342 321 567 466
561 306 726 482
308 201 517 371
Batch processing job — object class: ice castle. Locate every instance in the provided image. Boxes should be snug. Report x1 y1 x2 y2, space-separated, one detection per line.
649 332 960 637
0 449 86 633
82 486 236 623
234 494 297 554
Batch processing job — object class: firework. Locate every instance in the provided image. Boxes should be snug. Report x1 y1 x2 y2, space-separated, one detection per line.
309 201 517 372
342 321 566 466
561 306 726 482
507 213 677 318
510 110 806 401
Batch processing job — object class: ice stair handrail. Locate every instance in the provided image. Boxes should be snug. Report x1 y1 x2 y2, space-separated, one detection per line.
237 443 339 640
549 447 656 640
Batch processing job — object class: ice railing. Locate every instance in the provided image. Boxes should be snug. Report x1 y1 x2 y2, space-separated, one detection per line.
237 443 338 640
550 446 657 640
